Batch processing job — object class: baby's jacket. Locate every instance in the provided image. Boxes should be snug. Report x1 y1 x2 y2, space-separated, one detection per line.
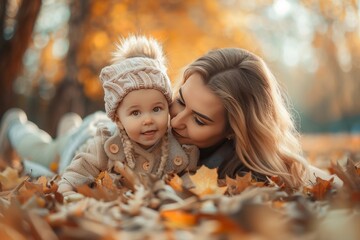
58 123 199 193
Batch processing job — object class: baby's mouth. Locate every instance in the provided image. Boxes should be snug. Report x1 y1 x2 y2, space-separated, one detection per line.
142 130 157 135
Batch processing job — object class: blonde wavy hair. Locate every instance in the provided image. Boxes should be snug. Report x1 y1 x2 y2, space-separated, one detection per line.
179 48 310 189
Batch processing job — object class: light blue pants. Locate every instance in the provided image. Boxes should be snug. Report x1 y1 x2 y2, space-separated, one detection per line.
8 111 110 177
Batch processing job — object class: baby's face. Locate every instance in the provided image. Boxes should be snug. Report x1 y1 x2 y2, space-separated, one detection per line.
116 89 169 149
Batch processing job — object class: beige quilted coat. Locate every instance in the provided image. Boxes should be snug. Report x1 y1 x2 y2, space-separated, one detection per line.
58 124 199 194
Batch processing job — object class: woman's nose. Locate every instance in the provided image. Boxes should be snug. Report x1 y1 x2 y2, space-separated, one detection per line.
170 109 186 129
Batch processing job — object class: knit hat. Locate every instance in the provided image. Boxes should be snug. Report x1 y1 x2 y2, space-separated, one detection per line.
100 35 172 122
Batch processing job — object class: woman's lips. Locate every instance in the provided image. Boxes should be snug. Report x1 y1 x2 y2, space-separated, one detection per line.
172 129 185 138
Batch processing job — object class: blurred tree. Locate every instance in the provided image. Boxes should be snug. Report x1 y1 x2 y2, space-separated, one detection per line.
12 0 260 135
0 0 41 118
232 0 360 132
2 0 359 133
46 1 92 136
301 0 360 131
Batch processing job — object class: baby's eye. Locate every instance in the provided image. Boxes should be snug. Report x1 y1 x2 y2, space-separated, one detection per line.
153 107 162 112
131 110 140 116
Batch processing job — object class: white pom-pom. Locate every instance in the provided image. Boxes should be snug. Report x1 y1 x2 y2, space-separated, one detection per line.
112 35 165 66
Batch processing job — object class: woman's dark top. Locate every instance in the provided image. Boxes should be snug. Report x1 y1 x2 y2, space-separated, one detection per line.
198 139 267 182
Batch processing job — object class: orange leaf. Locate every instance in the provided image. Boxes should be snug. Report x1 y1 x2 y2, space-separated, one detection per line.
198 213 244 234
226 172 249 194
305 177 334 200
35 196 47 208
189 166 227 197
96 171 106 184
95 171 116 190
49 161 59 173
161 210 198 229
226 172 266 195
268 175 285 188
167 174 183 192
356 167 360 176
24 181 43 193
34 176 58 194
17 181 44 204
272 200 286 209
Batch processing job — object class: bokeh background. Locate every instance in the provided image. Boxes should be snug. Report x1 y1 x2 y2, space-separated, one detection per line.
1 0 360 137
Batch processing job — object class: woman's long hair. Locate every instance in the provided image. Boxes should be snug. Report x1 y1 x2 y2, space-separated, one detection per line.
180 48 309 189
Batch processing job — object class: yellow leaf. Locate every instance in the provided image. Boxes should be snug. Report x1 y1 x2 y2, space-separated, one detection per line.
189 166 227 197
0 167 27 190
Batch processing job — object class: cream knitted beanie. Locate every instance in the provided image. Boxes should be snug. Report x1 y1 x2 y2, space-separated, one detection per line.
100 35 172 122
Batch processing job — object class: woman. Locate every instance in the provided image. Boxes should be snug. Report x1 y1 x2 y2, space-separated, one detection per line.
169 48 309 189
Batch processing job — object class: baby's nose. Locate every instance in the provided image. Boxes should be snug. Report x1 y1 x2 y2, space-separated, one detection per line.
143 114 154 125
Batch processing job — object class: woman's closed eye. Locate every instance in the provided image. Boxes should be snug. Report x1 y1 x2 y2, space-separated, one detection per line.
176 98 185 106
194 116 206 126
176 97 206 126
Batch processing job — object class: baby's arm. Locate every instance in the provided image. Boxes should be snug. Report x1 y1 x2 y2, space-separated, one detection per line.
58 135 108 194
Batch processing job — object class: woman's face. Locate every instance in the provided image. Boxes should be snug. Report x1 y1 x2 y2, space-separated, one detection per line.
170 73 229 148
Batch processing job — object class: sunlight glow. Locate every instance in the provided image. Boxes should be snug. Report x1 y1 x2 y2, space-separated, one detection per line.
273 0 291 17
282 39 299 67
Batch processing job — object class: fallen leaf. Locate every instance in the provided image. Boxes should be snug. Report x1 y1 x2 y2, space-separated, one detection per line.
0 167 27 190
331 157 360 191
166 174 183 192
226 172 265 195
49 161 59 173
161 210 198 229
304 177 334 200
198 213 245 234
267 175 285 188
189 166 227 197
27 211 58 240
96 171 116 190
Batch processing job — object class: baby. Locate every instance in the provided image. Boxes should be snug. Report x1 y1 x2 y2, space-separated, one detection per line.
58 35 199 196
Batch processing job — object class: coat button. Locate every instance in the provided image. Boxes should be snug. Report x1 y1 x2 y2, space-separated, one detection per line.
142 161 150 171
173 157 183 166
109 144 119 154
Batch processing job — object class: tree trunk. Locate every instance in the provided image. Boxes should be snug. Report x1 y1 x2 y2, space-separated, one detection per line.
46 0 92 136
0 0 42 118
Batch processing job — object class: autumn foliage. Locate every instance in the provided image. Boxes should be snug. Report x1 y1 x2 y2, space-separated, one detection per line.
0 148 360 239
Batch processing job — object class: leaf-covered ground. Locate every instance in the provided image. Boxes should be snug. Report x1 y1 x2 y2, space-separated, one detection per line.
0 134 360 240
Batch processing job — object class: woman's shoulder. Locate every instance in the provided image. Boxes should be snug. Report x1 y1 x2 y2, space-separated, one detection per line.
217 153 268 182
199 140 235 169
199 140 268 182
